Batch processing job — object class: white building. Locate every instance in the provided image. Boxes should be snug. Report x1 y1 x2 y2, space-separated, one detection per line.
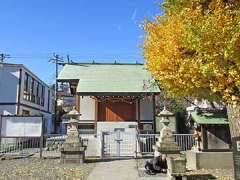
0 62 54 134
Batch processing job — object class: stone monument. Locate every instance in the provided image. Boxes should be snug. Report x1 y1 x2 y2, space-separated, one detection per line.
60 107 86 164
153 106 187 179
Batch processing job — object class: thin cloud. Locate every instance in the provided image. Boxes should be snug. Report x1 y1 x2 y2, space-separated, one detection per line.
131 8 138 21
117 25 122 31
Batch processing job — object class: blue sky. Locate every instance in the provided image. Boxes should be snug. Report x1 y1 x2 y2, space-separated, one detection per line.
0 0 163 84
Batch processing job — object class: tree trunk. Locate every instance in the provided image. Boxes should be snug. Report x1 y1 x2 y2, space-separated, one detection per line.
227 104 240 138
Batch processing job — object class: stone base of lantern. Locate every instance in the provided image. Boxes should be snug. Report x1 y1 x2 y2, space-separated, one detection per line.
167 156 186 175
60 150 85 164
60 143 86 164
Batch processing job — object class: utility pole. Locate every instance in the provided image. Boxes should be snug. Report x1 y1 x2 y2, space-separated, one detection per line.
0 53 11 63
67 54 70 63
49 53 64 133
65 54 76 64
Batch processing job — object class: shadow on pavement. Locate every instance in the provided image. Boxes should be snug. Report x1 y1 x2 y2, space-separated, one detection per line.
85 157 134 163
186 174 217 180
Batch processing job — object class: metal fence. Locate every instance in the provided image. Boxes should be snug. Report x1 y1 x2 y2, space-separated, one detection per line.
43 133 93 156
0 132 95 157
174 134 195 151
1 131 195 158
0 134 64 157
137 134 195 156
0 137 41 156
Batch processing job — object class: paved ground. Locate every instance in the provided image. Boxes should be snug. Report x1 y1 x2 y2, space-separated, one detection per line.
137 158 234 180
0 157 234 180
0 157 95 180
87 158 167 180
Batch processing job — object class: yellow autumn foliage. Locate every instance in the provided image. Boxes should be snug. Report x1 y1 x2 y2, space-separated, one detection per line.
144 0 240 104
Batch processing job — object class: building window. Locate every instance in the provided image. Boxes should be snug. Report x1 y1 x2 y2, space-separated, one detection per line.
31 78 35 103
23 72 47 107
24 73 30 101
24 73 28 92
41 86 45 106
36 82 40 105
28 76 33 101
47 89 50 111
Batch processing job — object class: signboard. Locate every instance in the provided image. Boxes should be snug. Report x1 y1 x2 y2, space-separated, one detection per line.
232 136 240 180
0 116 43 137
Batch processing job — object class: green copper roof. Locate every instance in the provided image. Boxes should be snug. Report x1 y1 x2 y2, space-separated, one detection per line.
191 111 228 125
57 64 160 94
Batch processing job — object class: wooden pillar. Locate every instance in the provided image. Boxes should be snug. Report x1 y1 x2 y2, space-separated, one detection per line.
152 95 156 133
137 98 141 131
201 125 208 151
94 99 98 132
75 95 80 112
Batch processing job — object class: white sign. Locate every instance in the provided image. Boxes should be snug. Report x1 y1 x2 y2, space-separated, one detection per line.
1 116 42 137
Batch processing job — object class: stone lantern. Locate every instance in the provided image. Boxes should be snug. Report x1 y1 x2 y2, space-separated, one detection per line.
153 106 180 154
60 107 86 164
153 106 187 179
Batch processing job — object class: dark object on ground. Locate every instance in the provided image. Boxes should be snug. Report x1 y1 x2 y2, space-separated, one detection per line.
145 155 168 175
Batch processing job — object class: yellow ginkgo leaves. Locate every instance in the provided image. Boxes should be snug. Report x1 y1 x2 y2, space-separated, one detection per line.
143 0 240 104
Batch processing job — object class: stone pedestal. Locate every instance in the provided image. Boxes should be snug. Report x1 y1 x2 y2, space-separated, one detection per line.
60 108 86 164
61 148 85 164
167 156 186 175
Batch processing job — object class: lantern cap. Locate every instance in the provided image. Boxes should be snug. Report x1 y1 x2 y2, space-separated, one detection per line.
63 106 81 118
68 107 80 116
160 118 170 124
158 106 174 117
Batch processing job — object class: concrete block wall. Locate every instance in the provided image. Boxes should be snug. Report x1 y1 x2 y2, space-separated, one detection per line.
186 151 233 170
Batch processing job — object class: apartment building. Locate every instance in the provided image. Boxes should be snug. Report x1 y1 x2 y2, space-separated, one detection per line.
0 62 54 134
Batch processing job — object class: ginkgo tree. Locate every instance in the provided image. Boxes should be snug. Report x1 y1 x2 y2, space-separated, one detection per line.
143 0 240 137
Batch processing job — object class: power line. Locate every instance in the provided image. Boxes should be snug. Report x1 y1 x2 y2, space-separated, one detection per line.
9 51 141 55
7 52 143 63
8 51 142 58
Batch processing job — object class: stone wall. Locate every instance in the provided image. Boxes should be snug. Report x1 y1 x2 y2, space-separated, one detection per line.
186 151 233 170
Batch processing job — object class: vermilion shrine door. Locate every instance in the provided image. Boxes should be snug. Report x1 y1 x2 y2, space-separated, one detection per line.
98 101 136 121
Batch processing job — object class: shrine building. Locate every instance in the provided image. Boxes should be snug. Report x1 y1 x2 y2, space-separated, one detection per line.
57 63 160 134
